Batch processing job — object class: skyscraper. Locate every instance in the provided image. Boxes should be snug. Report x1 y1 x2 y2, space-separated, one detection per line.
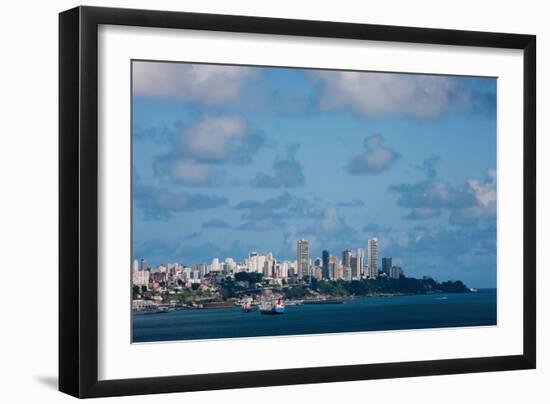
329 255 339 279
322 250 330 279
342 249 353 269
357 248 365 278
211 258 220 272
263 260 273 278
350 256 359 280
297 239 310 278
367 238 378 278
247 252 257 272
139 258 151 271
382 257 392 276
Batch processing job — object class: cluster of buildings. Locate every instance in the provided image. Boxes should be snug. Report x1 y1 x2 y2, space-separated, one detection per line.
132 237 404 289
298 237 403 282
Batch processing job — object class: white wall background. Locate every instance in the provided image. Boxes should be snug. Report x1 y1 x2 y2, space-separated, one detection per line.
0 0 546 402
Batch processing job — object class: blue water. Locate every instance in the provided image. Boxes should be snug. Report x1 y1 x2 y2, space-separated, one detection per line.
132 289 496 343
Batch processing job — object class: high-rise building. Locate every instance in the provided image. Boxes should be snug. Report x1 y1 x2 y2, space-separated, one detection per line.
329 255 338 279
343 266 352 281
263 252 274 278
342 249 353 269
350 256 360 280
247 252 258 272
382 257 392 276
263 260 273 278
322 250 330 279
357 248 365 278
390 265 402 280
258 255 267 274
367 238 379 278
224 257 236 272
314 266 323 279
247 252 267 273
297 239 310 278
139 258 147 271
280 261 290 279
132 269 150 288
211 258 220 272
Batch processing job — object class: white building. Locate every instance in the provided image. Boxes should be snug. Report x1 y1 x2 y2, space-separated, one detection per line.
211 258 220 272
224 257 236 271
357 248 365 278
343 266 352 281
279 261 290 279
297 239 310 278
367 238 378 278
263 253 274 278
132 269 150 288
247 252 267 273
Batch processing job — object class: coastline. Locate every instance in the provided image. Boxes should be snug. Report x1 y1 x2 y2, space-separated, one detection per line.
133 288 489 313
132 289 497 342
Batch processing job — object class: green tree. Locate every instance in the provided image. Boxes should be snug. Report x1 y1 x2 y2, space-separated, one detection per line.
234 271 263 285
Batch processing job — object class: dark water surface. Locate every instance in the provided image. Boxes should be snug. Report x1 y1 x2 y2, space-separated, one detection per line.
132 289 496 343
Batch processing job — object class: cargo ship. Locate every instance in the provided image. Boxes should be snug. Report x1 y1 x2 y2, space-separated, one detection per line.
259 298 285 315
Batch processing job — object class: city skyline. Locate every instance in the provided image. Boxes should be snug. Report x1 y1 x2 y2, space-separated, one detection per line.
132 61 497 288
133 236 436 286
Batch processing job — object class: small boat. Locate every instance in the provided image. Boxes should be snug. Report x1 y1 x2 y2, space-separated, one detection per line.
259 298 285 315
241 298 257 313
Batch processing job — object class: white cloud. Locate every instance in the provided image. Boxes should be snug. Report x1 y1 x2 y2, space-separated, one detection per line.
151 115 264 187
451 169 497 226
346 135 399 175
133 61 255 105
304 208 356 238
179 116 247 162
251 144 305 188
468 168 496 207
390 164 496 226
170 159 213 186
312 71 462 118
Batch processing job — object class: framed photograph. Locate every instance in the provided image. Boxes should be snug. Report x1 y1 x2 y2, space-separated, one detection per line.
59 6 536 398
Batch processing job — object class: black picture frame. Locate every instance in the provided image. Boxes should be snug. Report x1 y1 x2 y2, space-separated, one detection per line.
59 5 536 398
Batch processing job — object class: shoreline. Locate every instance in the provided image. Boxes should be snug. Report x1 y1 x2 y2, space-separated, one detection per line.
132 289 492 313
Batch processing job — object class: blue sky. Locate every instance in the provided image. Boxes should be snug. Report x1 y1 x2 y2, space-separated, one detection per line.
132 61 497 288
